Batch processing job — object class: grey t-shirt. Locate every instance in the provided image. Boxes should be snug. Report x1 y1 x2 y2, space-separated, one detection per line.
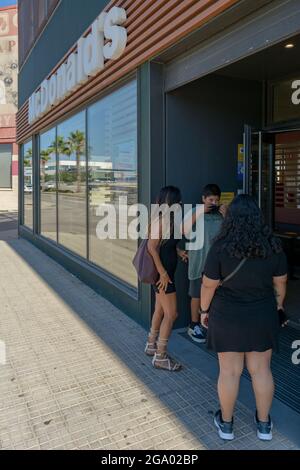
187 211 223 280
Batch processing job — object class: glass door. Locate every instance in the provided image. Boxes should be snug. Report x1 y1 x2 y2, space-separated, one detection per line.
243 125 275 227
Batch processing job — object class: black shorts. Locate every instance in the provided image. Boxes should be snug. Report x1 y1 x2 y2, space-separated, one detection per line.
152 279 176 295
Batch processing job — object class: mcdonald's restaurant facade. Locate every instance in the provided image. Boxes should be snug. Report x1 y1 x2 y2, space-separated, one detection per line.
17 0 300 331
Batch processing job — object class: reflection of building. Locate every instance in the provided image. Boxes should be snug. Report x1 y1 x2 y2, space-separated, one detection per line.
0 5 18 211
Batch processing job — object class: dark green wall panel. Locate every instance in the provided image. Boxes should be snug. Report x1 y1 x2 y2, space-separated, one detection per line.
166 73 263 327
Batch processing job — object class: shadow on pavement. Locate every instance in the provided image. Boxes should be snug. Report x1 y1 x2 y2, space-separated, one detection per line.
1 222 299 450
0 212 18 241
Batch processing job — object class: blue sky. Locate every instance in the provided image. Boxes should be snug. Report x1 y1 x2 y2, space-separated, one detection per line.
0 0 16 7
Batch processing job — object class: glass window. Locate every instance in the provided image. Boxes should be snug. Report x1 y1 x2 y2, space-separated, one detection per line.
88 80 138 287
47 0 60 15
57 112 86 257
271 78 300 123
33 0 47 34
23 140 33 229
19 0 60 66
0 144 12 188
18 0 34 66
40 128 57 241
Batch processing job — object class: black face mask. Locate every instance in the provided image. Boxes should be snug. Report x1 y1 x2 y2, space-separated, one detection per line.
208 204 220 213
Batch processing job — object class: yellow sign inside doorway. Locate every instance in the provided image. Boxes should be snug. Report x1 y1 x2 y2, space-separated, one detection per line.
238 144 244 162
220 192 235 205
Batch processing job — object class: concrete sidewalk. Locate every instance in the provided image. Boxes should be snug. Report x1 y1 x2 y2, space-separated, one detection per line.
0 211 18 241
0 217 298 449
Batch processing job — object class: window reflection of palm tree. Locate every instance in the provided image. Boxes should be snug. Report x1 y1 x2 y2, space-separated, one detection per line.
54 136 71 188
40 148 53 181
56 135 71 159
67 130 85 193
24 147 33 188
53 132 85 193
24 147 32 167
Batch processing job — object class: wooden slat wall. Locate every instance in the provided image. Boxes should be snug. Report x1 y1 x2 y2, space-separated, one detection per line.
16 0 239 143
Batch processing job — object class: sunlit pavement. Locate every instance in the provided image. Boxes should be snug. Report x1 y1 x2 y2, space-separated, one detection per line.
0 213 298 450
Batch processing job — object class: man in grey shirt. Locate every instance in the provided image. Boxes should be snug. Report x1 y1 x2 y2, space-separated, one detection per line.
185 184 226 343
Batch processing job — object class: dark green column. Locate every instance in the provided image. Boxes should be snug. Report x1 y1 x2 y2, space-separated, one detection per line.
137 61 166 329
33 134 40 237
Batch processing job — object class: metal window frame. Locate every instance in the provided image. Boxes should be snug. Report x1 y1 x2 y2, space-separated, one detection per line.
38 126 57 240
84 77 139 291
56 109 87 259
21 138 34 231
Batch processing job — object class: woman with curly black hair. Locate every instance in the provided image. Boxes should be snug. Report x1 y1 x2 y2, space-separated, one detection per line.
200 194 287 442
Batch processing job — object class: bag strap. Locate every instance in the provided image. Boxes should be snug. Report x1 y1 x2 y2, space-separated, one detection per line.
219 258 247 286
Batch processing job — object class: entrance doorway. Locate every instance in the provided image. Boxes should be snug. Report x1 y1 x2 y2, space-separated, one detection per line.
164 31 300 416
244 127 300 326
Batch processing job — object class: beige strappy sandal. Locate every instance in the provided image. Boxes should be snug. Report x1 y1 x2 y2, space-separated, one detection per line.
144 341 157 356
152 352 182 371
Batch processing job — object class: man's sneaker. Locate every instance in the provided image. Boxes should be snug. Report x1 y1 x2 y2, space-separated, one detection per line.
187 323 207 343
254 411 273 441
214 410 234 440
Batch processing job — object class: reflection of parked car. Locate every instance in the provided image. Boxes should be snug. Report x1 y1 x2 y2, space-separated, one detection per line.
44 182 55 190
24 184 32 193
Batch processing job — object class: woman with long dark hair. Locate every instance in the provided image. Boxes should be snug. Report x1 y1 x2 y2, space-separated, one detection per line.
145 186 187 371
200 194 287 441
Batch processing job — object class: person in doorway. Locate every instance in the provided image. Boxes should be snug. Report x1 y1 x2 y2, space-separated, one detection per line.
184 184 226 343
145 186 188 371
200 194 287 441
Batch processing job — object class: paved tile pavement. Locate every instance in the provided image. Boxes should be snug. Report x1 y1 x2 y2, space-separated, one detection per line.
0 212 18 241
0 218 298 450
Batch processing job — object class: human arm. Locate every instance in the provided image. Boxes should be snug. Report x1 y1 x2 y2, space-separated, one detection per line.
272 250 288 326
200 276 220 328
177 247 188 263
272 251 288 309
273 274 287 310
219 204 228 218
200 244 221 328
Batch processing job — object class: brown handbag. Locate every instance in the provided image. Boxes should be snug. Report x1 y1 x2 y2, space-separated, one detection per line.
132 239 159 284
